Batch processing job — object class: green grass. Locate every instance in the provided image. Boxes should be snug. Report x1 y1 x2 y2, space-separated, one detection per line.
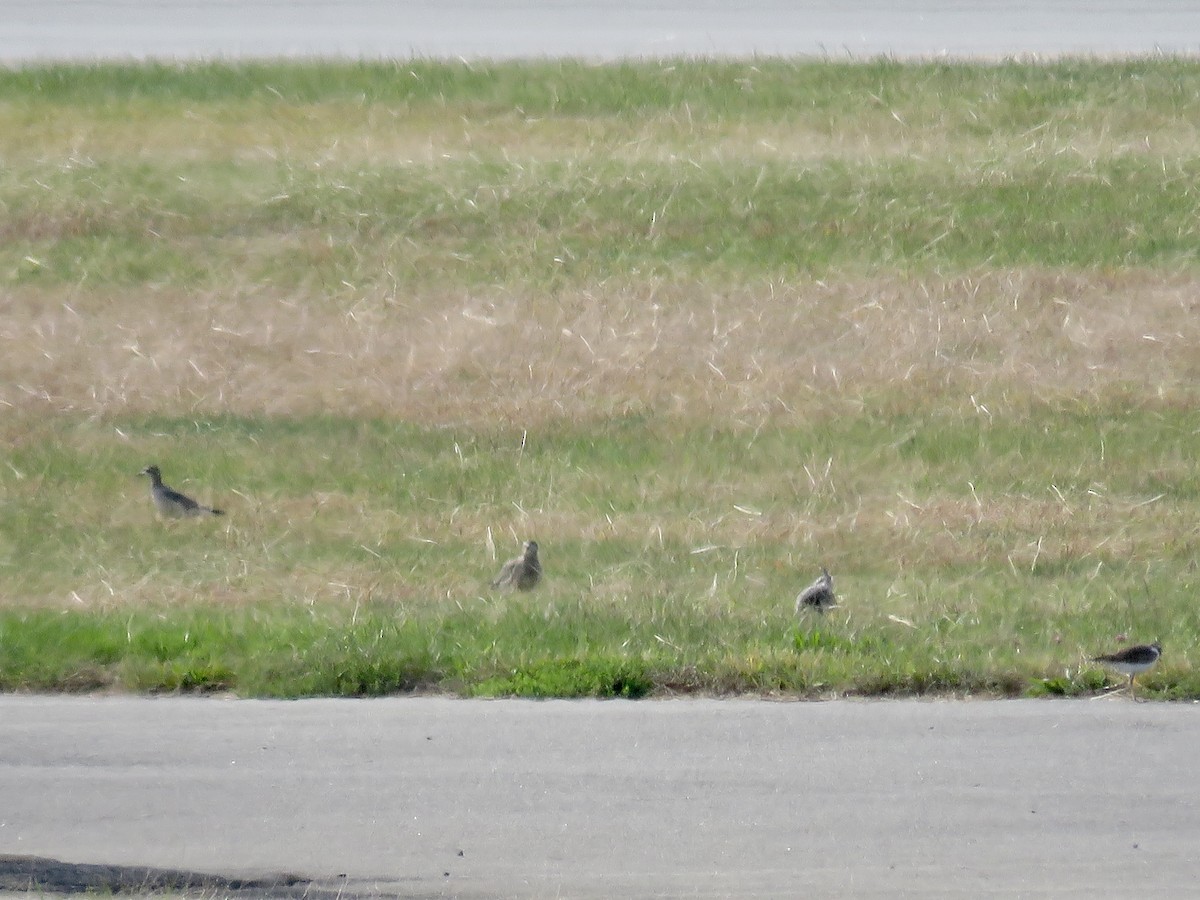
7 59 1200 292
6 57 1200 123
2 59 1200 698
3 409 1198 698
7 156 1200 290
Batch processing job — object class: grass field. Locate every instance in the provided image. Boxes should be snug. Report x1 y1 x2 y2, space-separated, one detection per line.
2 58 1199 698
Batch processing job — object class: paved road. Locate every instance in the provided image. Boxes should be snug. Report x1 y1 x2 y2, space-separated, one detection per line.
6 0 1200 62
2 695 1199 897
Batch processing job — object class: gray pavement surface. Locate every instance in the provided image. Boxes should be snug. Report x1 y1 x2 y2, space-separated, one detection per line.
2 695 1199 897
5 0 1200 62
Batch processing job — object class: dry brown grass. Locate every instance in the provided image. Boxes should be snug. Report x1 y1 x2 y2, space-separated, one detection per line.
4 269 1198 426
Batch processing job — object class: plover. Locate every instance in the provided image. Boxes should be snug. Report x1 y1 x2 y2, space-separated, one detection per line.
795 566 835 614
139 465 225 519
491 540 541 591
1092 641 1161 699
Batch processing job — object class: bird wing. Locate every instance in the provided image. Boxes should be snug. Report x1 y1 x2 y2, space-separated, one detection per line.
492 557 519 587
161 485 202 511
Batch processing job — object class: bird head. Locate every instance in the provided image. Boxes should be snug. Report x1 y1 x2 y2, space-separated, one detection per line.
139 465 161 479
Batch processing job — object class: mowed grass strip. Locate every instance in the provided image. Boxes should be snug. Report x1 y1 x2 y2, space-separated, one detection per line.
5 59 1200 293
2 410 1198 697
5 57 1200 156
2 59 1199 697
5 156 1200 291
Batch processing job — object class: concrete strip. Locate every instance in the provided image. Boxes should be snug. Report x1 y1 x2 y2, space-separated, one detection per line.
1 695 1197 897
6 1 1200 62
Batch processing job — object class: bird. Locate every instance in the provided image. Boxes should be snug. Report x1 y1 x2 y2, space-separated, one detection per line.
139 465 225 519
795 566 835 614
1092 641 1162 699
491 540 541 591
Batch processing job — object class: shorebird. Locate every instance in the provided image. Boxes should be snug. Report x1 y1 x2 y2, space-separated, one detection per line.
795 566 835 614
1092 641 1162 699
139 465 225 519
491 540 541 591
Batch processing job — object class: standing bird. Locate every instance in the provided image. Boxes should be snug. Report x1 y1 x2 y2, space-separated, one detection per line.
139 465 225 519
491 540 541 591
1092 641 1162 699
795 566 835 614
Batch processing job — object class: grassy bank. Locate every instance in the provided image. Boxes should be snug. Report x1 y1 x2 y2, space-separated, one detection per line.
2 59 1198 697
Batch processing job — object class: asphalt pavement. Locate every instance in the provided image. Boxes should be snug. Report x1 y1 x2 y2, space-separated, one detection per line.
2 695 1198 897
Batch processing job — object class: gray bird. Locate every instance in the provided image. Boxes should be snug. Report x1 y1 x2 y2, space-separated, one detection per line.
1092 641 1162 699
491 540 541 591
795 567 835 614
139 465 225 518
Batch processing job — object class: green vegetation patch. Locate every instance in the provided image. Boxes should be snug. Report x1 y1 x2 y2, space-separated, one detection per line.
2 409 1198 698
6 155 1200 290
4 59 1200 697
6 57 1200 123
